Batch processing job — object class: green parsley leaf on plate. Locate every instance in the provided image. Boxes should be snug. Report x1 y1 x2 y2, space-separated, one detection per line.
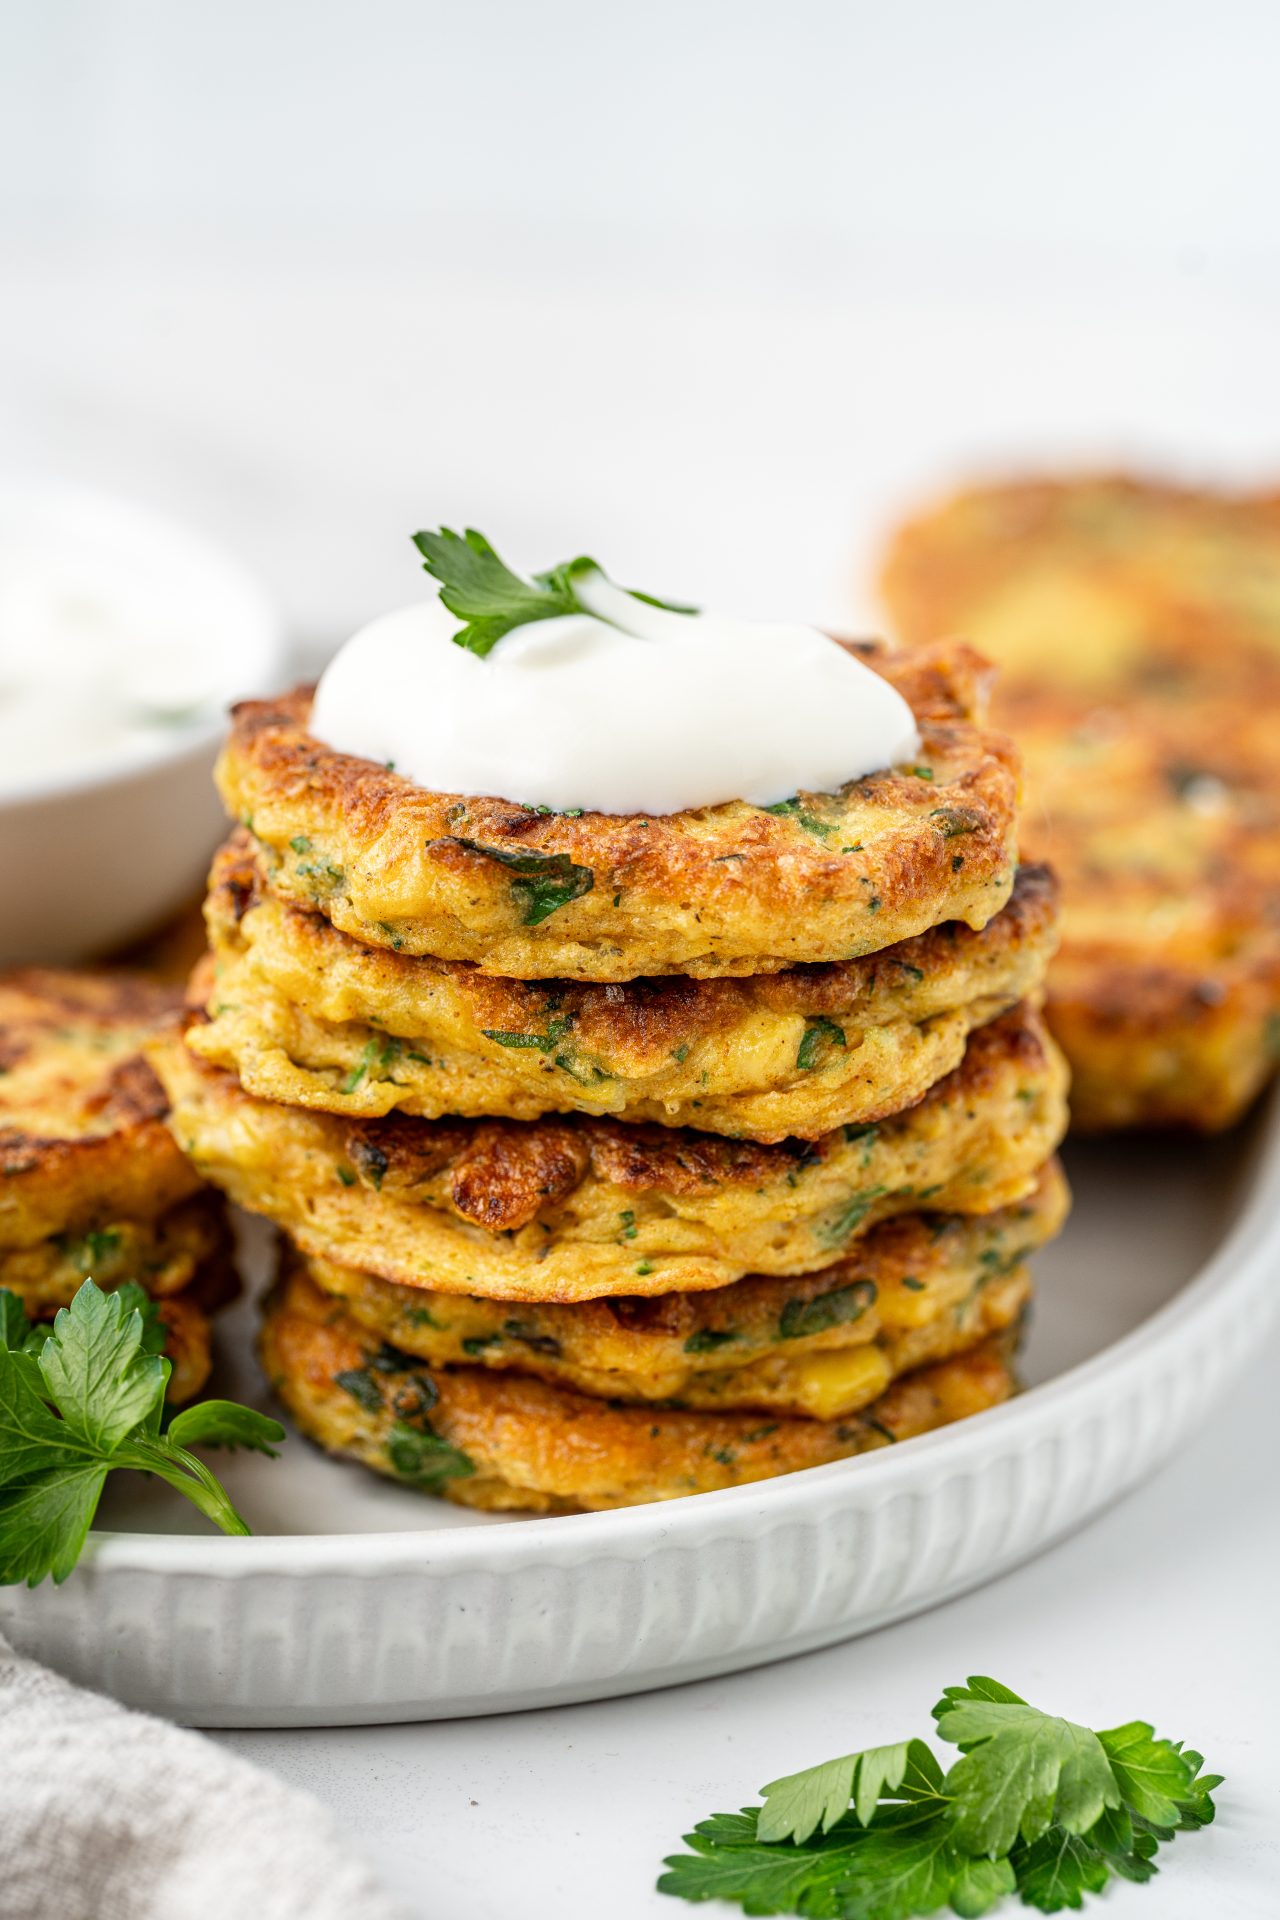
0 1279 284 1587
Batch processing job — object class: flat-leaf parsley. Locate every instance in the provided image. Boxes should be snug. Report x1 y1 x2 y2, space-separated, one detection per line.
0 1280 284 1586
659 1676 1219 1916
413 526 695 658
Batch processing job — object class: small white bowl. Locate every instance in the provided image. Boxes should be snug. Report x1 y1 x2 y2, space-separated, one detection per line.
0 486 286 967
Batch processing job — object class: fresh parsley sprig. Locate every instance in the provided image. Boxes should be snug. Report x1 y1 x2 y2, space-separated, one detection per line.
412 526 694 657
659 1675 1220 1916
0 1279 284 1586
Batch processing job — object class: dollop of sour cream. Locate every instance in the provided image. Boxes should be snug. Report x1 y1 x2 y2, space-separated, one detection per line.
310 568 920 816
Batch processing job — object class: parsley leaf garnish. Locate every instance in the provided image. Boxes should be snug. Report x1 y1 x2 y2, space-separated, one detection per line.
38 1274 171 1452
1093 1721 1204 1831
660 1804 1016 1919
1010 1827 1115 1911
659 1676 1218 1917
933 1676 1122 1856
412 526 695 657
0 1279 284 1586
759 1738 936 1841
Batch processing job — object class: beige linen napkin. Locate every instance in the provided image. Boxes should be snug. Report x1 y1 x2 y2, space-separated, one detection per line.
0 1633 407 1920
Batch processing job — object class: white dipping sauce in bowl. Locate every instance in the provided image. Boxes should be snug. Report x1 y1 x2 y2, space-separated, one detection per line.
0 485 284 964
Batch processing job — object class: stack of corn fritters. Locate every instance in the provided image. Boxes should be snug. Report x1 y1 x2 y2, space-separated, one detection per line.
154 635 1070 1512
0 970 235 1401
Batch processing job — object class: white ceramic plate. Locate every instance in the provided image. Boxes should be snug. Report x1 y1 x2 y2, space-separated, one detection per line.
2 1107 1274 1728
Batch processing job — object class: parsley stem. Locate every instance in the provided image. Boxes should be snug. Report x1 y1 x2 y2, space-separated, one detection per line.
572 564 689 641
118 1437 252 1537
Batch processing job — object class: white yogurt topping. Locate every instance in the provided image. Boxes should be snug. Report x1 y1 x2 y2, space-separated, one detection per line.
311 565 921 816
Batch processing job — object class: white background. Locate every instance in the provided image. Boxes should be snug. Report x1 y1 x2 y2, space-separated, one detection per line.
5 2 1280 645
6 5 1280 1915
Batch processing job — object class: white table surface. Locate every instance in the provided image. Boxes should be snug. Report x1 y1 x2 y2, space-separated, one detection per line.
212 1310 1280 1919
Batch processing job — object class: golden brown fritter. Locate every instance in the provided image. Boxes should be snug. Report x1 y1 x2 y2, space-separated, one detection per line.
192 837 1058 1139
304 1159 1064 1418
880 475 1280 1129
0 1194 229 1319
216 639 1020 981
154 1002 1068 1304
151 1251 241 1404
3 1248 237 1407
0 969 203 1249
0 970 235 1392
157 1292 217 1405
260 1258 1019 1511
